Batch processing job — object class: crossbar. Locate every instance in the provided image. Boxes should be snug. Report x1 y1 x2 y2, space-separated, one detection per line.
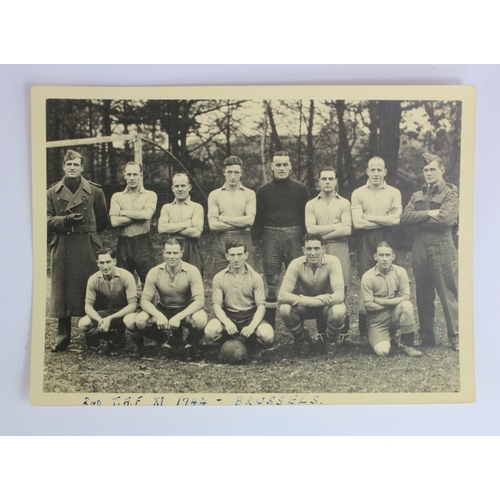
46 134 139 148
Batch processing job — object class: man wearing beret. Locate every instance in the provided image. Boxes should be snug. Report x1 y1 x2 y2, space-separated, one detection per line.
47 150 108 352
401 154 459 351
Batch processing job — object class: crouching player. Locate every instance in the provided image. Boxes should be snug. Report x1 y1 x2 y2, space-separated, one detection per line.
204 241 274 358
278 234 346 356
78 247 137 355
360 241 422 357
125 237 207 360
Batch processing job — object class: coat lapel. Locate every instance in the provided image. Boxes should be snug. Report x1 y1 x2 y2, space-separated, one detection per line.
67 177 91 211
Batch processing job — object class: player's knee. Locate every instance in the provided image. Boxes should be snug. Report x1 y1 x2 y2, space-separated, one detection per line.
400 300 414 317
328 303 347 325
123 313 137 332
135 312 150 330
279 303 292 320
256 323 274 346
373 341 391 357
189 309 208 330
78 316 94 333
204 319 223 341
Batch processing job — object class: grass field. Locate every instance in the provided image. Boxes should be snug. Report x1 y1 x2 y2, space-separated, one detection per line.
43 229 460 394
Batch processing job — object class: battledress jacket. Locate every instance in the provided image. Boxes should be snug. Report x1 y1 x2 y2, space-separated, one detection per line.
47 177 108 317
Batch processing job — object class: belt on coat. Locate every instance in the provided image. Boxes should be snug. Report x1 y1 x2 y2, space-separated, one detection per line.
66 224 96 234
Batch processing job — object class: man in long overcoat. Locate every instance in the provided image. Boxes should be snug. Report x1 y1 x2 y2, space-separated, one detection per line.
47 150 108 351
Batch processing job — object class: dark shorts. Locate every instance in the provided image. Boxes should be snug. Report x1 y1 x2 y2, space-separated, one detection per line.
91 309 126 331
179 237 204 277
212 231 255 276
116 234 157 285
85 309 125 346
263 226 303 275
225 307 257 331
157 303 191 329
218 307 269 344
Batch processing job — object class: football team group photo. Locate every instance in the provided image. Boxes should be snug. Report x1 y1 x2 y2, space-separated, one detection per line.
36 90 472 400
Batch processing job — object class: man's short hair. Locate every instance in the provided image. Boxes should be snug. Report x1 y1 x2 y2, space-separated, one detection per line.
226 240 247 253
63 150 83 165
223 156 243 168
96 247 116 259
303 233 325 246
172 172 191 184
123 161 143 173
376 240 394 252
368 156 385 168
273 151 291 161
319 168 337 178
164 237 184 251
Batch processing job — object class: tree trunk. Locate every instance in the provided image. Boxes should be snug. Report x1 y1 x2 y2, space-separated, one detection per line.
102 100 117 185
226 100 231 157
297 100 303 182
334 100 355 194
368 100 379 157
378 100 402 185
265 101 283 153
306 100 315 190
260 104 268 183
87 100 95 180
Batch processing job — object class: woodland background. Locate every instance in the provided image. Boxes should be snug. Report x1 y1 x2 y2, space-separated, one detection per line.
46 98 461 250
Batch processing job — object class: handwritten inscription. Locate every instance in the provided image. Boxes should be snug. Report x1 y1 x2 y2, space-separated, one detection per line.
82 397 101 406
82 394 322 406
235 395 320 405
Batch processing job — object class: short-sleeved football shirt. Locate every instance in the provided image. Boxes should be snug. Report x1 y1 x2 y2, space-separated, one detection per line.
142 261 204 308
85 267 137 310
360 264 411 308
212 264 265 313
109 185 158 237
279 254 344 299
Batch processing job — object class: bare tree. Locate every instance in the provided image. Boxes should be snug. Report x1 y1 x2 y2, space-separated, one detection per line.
378 100 402 185
265 100 283 152
306 100 315 190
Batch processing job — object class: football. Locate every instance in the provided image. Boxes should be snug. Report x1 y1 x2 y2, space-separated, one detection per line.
219 339 248 364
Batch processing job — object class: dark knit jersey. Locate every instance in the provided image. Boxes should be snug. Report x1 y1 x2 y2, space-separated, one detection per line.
255 177 309 233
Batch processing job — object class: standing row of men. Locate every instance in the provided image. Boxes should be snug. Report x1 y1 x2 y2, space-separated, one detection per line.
47 149 459 357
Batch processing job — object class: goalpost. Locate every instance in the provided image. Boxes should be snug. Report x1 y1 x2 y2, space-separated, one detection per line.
46 133 208 202
46 132 144 165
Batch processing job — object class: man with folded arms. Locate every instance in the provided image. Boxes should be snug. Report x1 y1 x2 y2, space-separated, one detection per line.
109 161 158 287
208 156 256 275
158 172 205 276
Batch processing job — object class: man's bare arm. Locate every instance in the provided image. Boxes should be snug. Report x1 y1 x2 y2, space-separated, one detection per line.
119 207 155 221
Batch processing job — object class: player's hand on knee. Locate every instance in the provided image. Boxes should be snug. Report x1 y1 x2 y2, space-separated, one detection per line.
156 314 169 330
98 317 111 332
241 326 255 338
169 315 182 330
224 320 238 336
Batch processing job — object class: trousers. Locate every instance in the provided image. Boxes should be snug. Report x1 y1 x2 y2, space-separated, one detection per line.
412 229 459 342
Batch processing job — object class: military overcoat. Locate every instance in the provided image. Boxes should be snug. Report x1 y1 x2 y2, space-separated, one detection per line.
47 177 108 317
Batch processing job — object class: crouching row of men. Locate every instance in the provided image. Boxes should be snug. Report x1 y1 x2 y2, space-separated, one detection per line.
79 237 274 361
79 233 422 360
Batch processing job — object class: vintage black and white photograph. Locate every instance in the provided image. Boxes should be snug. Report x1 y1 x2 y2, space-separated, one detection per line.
30 85 475 405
